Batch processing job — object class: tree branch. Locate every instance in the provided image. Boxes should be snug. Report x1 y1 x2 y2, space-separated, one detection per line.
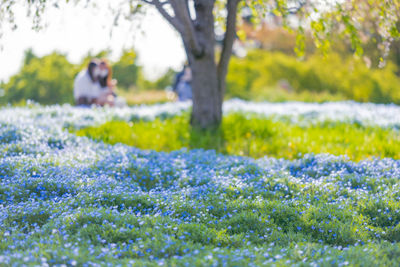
169 0 203 57
141 0 184 33
217 0 240 95
286 0 307 14
142 0 202 56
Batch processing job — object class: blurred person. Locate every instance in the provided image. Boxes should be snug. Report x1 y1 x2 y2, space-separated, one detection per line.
73 59 102 106
96 59 127 107
74 58 125 107
173 64 192 101
95 59 117 106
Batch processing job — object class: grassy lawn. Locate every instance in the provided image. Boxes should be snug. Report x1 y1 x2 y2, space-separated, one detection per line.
77 113 400 161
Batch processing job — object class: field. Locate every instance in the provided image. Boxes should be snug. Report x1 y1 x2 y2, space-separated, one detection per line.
115 89 172 106
2 100 400 266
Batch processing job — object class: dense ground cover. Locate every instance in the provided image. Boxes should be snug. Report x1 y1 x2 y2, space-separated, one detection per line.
2 100 400 266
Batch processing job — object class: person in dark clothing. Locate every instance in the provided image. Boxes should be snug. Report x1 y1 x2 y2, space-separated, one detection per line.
173 64 192 101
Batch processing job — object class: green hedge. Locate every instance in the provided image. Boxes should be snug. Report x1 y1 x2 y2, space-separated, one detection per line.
227 50 400 103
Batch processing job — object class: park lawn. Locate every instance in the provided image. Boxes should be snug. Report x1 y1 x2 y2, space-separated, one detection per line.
76 113 400 161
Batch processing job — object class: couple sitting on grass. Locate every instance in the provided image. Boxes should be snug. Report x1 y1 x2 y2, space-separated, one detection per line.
74 59 122 107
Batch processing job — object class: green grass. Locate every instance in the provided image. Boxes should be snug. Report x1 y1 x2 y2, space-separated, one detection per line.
76 113 400 161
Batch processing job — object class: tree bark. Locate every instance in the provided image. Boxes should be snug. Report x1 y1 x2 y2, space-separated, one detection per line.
217 0 240 111
190 54 221 129
188 0 222 129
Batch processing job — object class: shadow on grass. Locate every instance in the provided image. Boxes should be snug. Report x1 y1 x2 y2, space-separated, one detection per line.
188 126 226 153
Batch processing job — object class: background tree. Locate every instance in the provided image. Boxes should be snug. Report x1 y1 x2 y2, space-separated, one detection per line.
1 0 399 128
137 68 176 91
3 50 78 105
113 49 141 90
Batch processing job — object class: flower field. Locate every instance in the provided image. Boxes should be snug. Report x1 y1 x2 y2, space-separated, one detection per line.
2 100 400 266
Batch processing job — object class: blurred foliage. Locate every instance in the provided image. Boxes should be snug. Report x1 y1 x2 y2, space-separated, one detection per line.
137 68 176 91
112 49 141 90
226 49 400 104
76 113 400 162
1 50 79 105
240 22 400 71
3 46 400 105
239 22 315 55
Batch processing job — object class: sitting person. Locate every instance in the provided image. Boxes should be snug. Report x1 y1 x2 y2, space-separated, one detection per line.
173 64 192 101
95 59 118 107
73 59 102 106
74 58 125 107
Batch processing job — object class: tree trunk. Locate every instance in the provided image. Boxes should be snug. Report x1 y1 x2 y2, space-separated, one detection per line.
190 54 222 129
151 0 237 129
187 0 223 129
